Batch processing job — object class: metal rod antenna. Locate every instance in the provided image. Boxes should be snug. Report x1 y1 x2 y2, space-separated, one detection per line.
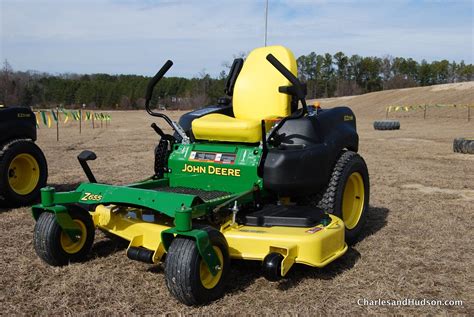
264 0 269 46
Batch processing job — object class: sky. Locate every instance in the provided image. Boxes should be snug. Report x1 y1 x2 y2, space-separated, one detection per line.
1 0 473 78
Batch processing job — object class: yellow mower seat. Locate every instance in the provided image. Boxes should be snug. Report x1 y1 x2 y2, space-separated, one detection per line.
190 113 261 143
192 45 297 143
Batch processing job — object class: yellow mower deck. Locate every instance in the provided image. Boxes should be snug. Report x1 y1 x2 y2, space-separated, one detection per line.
92 204 347 276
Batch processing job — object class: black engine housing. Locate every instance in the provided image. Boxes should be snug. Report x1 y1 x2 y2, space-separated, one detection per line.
0 107 37 145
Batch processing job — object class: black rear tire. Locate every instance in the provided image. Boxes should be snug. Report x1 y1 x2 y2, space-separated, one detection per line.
0 139 48 206
33 207 95 266
164 226 230 306
373 120 400 130
305 151 370 244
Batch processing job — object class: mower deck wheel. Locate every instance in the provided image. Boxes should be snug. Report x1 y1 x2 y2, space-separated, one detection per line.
262 252 283 281
33 207 95 266
164 226 230 306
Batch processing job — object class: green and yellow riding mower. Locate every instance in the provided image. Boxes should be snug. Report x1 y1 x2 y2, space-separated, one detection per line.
32 46 369 305
1 106 48 206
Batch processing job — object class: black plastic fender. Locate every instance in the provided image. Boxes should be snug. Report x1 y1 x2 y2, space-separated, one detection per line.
263 107 359 196
0 107 37 144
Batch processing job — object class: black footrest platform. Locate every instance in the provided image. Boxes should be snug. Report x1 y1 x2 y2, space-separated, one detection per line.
243 205 328 227
153 186 231 201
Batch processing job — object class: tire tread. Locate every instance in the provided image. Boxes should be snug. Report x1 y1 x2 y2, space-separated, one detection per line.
33 207 94 266
373 120 400 130
453 138 474 154
164 227 229 306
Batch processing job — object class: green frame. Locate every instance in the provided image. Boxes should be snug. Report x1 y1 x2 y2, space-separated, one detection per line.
32 183 258 275
32 142 265 275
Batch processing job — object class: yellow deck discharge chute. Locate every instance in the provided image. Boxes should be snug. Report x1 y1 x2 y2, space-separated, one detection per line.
192 45 297 143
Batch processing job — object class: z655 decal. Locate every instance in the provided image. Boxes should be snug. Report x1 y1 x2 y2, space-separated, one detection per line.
81 192 103 201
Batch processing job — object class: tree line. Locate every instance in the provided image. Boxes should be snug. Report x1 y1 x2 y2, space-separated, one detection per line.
1 52 472 110
297 52 473 98
0 60 227 110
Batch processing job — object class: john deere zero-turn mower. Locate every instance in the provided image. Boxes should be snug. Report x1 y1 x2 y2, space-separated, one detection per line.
0 106 48 206
32 46 369 305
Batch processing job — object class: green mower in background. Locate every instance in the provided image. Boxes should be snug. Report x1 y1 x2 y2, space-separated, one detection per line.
32 46 369 305
0 106 48 206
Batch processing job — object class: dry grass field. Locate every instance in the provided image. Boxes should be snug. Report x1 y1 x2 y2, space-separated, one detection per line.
1 83 473 315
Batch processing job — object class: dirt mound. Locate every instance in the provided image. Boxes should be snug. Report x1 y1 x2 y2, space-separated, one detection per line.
311 82 474 120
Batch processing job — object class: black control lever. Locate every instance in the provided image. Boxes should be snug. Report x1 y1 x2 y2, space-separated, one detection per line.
145 60 174 106
151 123 165 138
264 54 311 148
144 60 190 143
266 53 308 113
77 150 97 183
279 83 307 96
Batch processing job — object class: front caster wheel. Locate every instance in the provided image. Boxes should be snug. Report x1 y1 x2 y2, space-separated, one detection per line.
262 252 283 281
164 227 230 306
33 207 95 266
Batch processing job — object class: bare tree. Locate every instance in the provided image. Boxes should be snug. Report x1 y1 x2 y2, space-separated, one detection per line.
0 60 15 105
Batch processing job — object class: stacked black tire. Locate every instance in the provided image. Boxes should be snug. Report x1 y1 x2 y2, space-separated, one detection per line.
453 138 474 154
373 120 400 130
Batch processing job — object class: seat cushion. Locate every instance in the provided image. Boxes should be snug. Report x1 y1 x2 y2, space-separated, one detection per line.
192 114 261 143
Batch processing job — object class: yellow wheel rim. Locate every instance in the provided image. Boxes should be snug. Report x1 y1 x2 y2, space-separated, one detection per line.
8 153 40 195
199 247 223 289
342 172 365 230
60 220 87 254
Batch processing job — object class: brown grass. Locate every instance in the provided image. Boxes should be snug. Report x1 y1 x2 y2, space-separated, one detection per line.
1 83 473 315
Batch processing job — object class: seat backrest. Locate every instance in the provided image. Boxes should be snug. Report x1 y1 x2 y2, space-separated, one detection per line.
233 46 297 121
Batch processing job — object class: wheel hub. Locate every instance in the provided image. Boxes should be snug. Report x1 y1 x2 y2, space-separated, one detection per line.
8 153 40 195
200 246 223 289
60 219 87 254
342 172 365 230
